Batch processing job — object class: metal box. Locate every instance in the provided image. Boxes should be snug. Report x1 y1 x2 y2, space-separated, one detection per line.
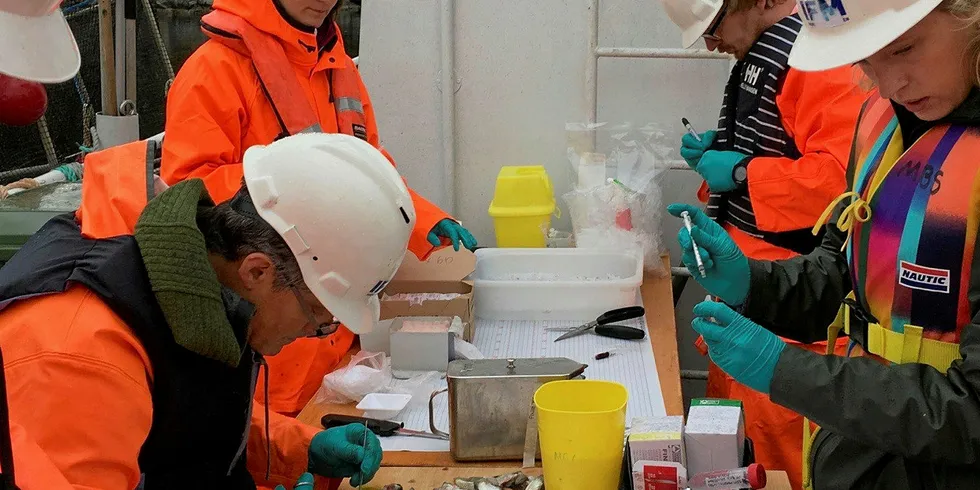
445 357 586 461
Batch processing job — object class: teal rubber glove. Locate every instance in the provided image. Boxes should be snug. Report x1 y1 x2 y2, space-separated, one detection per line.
274 472 314 490
680 130 717 170
667 203 750 306
308 424 382 487
692 300 786 394
696 150 749 193
428 219 478 252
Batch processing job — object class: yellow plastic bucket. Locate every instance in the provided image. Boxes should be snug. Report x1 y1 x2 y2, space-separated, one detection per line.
534 380 628 490
488 166 556 247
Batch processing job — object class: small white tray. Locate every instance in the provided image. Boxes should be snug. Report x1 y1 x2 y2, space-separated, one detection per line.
357 393 412 420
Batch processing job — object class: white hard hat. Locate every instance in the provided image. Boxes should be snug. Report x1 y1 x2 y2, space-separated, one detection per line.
790 0 943 71
660 0 725 49
242 133 416 334
0 0 80 83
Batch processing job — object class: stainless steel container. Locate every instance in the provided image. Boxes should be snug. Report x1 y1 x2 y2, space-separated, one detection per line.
438 357 586 461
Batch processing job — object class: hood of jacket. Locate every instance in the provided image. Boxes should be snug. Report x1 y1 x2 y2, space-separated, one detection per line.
210 0 343 68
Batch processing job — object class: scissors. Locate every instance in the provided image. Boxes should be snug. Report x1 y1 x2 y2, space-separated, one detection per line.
550 306 646 342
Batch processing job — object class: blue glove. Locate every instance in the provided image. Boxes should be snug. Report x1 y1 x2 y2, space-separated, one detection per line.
696 150 749 193
274 472 314 490
428 219 478 252
667 203 750 306
692 301 786 394
680 130 717 169
308 424 383 486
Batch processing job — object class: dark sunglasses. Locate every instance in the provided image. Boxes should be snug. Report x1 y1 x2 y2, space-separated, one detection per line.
702 8 727 42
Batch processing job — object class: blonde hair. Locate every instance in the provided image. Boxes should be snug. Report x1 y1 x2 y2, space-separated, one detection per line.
941 0 980 85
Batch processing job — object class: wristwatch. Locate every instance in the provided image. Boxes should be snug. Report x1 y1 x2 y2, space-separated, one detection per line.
732 159 749 187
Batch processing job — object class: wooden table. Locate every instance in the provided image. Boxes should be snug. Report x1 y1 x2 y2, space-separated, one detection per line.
298 256 691 471
301 256 792 489
335 467 792 489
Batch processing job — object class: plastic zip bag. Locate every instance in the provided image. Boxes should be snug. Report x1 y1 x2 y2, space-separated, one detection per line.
314 350 393 404
564 122 671 276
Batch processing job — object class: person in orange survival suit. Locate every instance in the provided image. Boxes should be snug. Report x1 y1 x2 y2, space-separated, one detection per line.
658 0 865 487
0 131 412 488
0 0 88 486
161 0 477 417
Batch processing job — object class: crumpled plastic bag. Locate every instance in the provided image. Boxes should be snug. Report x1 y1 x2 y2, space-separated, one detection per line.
314 350 392 404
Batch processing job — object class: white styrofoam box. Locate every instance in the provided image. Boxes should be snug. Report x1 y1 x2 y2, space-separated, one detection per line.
357 393 412 420
389 316 454 378
360 319 394 355
472 248 642 321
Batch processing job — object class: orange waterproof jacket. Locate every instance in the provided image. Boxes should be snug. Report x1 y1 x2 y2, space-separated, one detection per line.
161 0 450 257
0 141 335 490
698 65 864 259
161 0 452 415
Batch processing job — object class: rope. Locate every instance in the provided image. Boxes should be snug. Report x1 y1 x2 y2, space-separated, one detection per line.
55 162 84 182
811 191 871 252
140 0 176 89
35 116 59 167
73 74 96 148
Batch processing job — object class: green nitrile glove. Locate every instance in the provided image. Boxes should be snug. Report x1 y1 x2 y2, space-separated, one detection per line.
667 203 749 306
680 130 717 169
428 218 478 252
308 424 383 487
692 300 786 394
695 150 750 193
274 472 315 490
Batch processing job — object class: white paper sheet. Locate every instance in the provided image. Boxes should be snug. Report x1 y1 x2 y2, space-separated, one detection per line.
380 302 665 452
472 315 666 423
380 378 451 452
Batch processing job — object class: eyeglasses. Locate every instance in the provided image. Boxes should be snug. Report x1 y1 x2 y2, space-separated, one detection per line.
291 287 341 338
702 8 727 42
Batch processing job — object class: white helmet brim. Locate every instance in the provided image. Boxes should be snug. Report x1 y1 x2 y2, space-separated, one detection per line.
0 8 80 83
789 0 942 71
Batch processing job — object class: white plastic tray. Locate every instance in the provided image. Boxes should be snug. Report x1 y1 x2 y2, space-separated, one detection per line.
471 248 643 321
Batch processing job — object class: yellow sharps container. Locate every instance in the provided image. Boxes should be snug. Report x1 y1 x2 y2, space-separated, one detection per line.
488 165 556 247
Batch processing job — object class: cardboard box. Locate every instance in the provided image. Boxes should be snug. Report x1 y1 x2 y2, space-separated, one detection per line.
629 416 685 467
684 399 745 477
380 248 476 341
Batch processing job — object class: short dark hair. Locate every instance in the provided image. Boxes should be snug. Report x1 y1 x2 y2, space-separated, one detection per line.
196 186 304 291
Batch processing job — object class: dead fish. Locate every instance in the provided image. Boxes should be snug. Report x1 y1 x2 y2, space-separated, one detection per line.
509 474 528 488
489 473 521 487
524 476 544 490
476 482 501 490
452 479 476 490
435 484 460 490
382 485 403 490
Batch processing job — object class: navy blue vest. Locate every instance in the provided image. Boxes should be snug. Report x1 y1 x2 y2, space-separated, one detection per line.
0 214 259 488
709 14 822 254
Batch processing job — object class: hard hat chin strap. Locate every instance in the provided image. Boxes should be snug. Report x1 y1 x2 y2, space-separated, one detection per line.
229 187 264 223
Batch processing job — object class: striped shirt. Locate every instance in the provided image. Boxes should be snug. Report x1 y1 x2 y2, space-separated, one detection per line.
708 14 814 252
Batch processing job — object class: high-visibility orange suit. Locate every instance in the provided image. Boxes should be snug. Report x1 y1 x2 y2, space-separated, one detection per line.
691 15 866 490
0 140 338 489
161 0 453 416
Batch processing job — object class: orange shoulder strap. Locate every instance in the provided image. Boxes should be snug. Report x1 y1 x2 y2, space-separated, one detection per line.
201 11 321 137
76 139 157 239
